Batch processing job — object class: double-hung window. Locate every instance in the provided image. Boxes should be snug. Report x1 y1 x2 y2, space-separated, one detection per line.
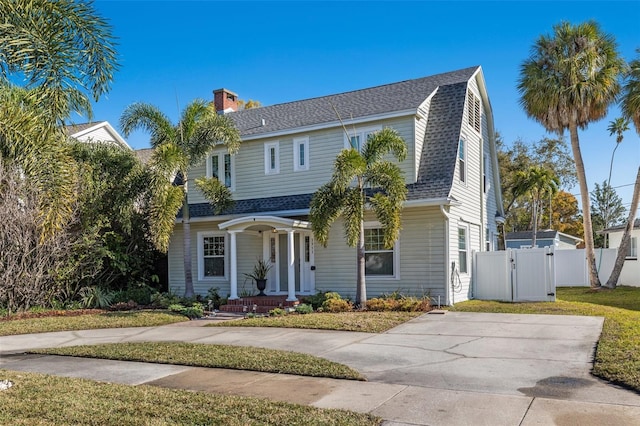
364 226 397 278
264 142 280 174
198 232 227 280
344 126 381 151
293 137 309 171
458 226 468 273
207 151 234 190
458 139 466 183
627 237 638 259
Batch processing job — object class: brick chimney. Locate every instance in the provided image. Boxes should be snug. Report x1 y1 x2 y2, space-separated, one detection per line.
213 88 238 114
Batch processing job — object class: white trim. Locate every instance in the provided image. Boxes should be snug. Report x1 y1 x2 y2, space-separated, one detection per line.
458 138 467 185
457 224 469 274
69 121 132 150
264 141 280 175
293 136 309 171
239 109 418 141
206 150 236 192
363 222 400 280
219 215 311 231
197 231 228 281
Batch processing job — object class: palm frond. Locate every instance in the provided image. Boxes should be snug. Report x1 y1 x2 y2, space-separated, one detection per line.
119 103 175 147
309 183 345 247
341 188 364 247
364 161 408 203
331 148 366 190
193 176 234 214
622 50 640 135
361 127 407 164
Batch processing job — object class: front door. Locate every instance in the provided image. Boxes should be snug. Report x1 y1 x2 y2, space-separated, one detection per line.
263 231 315 295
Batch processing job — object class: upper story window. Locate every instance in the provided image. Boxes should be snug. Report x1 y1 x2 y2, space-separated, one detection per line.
197 232 227 280
458 139 466 184
483 152 489 193
467 91 481 133
264 142 280 175
207 151 234 191
627 237 638 259
294 137 309 171
364 226 398 278
344 126 381 151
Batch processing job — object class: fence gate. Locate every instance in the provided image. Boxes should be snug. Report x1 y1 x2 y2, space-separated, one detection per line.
474 248 556 302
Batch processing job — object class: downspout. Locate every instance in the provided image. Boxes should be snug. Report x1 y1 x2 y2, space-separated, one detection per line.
440 205 452 306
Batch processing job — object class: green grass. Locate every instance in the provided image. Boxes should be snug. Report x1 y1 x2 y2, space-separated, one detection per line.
452 286 640 392
0 311 186 336
0 369 380 425
32 342 365 380
208 311 423 333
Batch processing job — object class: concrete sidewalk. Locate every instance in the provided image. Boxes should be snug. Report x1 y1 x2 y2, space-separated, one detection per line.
1 312 639 425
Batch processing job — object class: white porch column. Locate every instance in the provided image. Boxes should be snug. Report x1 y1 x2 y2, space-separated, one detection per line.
228 231 239 300
286 229 297 301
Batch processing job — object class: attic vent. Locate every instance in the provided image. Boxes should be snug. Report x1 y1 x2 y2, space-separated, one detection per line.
467 91 481 133
261 118 266 126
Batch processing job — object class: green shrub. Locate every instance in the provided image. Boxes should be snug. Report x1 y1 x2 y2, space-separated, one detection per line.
151 292 181 309
366 298 390 311
269 308 287 316
168 303 203 319
366 296 430 312
324 292 342 300
322 298 352 313
302 291 329 310
112 285 155 305
205 287 225 309
79 286 114 309
295 303 313 314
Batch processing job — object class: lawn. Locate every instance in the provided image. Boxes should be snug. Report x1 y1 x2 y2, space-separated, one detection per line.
452 286 640 392
207 311 423 333
0 310 186 336
0 369 380 426
33 342 365 380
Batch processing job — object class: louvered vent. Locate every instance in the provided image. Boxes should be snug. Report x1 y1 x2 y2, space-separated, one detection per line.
467 91 481 133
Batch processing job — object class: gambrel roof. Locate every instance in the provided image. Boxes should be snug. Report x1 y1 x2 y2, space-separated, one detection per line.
229 66 479 138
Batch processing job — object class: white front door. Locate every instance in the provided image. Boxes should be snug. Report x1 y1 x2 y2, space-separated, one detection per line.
262 231 315 295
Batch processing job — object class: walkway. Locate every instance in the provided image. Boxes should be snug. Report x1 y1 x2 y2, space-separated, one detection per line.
1 312 639 425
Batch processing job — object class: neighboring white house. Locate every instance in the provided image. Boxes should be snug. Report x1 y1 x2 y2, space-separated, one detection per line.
167 66 505 304
65 121 131 150
505 230 582 250
603 219 640 286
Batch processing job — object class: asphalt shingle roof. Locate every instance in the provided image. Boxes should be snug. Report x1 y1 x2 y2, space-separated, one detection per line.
183 194 314 218
228 67 479 138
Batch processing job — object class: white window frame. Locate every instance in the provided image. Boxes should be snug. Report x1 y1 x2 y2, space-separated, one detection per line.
264 142 280 175
343 125 382 151
293 136 309 171
458 225 469 274
627 236 638 259
197 231 228 281
363 221 400 280
206 150 235 191
458 139 467 184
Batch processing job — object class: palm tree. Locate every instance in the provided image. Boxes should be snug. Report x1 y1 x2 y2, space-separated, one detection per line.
517 21 625 288
120 100 241 298
0 0 118 123
309 127 407 308
607 50 640 288
512 166 560 247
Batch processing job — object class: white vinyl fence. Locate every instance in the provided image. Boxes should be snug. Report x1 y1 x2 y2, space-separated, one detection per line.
473 248 620 302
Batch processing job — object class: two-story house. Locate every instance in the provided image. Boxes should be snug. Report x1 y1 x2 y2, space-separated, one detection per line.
167 66 504 305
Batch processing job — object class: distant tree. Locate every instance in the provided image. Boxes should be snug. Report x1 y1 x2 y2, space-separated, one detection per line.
237 99 262 110
309 128 407 308
545 191 584 239
591 181 626 247
512 166 559 247
120 100 241 298
518 21 625 288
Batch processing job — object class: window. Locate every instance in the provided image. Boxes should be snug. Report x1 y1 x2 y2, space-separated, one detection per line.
344 126 381 151
207 151 234 190
364 227 397 277
294 137 309 171
264 142 280 174
483 153 489 193
458 226 468 273
198 232 227 280
627 237 638 259
458 139 466 183
467 91 481 133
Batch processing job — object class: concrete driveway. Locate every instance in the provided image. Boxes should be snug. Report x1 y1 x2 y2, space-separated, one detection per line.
1 311 639 425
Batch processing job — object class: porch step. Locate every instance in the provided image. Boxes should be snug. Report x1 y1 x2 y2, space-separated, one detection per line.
219 296 300 315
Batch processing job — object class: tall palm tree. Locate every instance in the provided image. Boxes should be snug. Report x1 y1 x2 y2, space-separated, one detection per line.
309 127 407 308
512 166 560 247
0 0 118 123
518 21 625 288
607 50 640 288
120 100 241 298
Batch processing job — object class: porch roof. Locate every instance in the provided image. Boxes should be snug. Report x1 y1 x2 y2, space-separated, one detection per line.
218 215 311 232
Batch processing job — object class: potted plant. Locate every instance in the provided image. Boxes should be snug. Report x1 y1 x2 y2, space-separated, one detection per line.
244 259 272 296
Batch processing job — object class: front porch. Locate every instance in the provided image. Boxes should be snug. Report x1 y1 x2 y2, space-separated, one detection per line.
218 295 301 314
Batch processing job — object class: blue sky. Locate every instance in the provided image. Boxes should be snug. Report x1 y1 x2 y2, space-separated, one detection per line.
88 0 639 211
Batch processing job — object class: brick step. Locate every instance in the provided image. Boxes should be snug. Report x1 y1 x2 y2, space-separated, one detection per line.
219 296 301 315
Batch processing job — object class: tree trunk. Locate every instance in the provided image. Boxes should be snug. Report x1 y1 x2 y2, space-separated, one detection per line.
568 123 601 288
356 217 367 308
182 175 194 298
605 166 640 288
